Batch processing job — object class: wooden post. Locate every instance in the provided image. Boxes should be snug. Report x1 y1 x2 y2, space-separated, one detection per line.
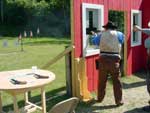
65 47 72 96
70 0 76 99
21 38 24 52
123 11 128 76
41 87 46 113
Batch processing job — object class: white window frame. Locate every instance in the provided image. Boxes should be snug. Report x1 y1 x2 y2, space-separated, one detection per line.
82 3 104 57
131 9 142 47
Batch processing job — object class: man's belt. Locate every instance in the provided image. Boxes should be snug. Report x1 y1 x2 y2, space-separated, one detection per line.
100 51 119 54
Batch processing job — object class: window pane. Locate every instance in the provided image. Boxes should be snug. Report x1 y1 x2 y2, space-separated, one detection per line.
89 11 93 28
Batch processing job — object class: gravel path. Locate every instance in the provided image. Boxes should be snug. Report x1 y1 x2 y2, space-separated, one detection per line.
77 71 150 113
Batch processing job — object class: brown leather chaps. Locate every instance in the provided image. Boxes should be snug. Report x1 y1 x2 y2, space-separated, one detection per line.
98 55 123 104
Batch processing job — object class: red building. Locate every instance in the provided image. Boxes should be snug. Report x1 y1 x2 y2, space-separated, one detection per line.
71 0 150 96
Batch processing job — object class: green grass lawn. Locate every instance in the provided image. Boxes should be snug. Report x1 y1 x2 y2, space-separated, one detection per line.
0 37 71 112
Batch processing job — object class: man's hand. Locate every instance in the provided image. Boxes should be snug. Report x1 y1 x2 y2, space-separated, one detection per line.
133 25 142 32
148 21 150 28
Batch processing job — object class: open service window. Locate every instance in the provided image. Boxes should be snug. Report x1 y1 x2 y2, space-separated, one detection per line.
131 10 142 47
82 3 104 57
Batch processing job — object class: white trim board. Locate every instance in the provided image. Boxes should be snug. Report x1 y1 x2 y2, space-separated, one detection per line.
131 9 142 47
82 3 104 57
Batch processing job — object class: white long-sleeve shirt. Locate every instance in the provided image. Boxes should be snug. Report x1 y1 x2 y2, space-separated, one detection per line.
141 29 150 53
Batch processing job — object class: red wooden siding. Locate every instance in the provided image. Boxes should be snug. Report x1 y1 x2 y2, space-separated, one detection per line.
140 0 150 69
73 0 149 91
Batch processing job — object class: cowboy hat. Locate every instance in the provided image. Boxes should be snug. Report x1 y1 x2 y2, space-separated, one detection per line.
102 21 117 29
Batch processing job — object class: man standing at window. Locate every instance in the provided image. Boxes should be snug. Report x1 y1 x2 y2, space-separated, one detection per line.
134 21 150 112
92 21 124 106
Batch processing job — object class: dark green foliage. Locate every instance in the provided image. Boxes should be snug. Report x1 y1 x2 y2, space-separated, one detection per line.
5 3 28 25
109 10 125 33
0 0 70 37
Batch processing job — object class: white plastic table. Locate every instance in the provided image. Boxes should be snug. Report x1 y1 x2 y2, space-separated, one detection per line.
0 69 55 113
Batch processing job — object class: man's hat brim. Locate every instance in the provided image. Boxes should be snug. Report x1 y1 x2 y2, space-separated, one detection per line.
102 21 117 29
102 25 117 29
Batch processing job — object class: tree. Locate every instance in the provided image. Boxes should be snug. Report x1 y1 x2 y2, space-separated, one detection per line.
0 0 4 23
109 10 125 33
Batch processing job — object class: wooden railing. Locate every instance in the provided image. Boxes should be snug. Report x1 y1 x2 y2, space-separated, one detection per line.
42 45 75 69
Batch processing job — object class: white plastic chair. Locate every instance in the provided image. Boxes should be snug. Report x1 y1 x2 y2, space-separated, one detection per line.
48 97 79 113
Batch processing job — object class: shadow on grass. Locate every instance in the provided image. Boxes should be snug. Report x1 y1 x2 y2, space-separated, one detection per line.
24 40 70 45
122 70 147 89
3 86 71 112
134 70 147 80
124 106 149 113
0 37 71 45
76 100 118 113
0 50 25 56
122 81 146 89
